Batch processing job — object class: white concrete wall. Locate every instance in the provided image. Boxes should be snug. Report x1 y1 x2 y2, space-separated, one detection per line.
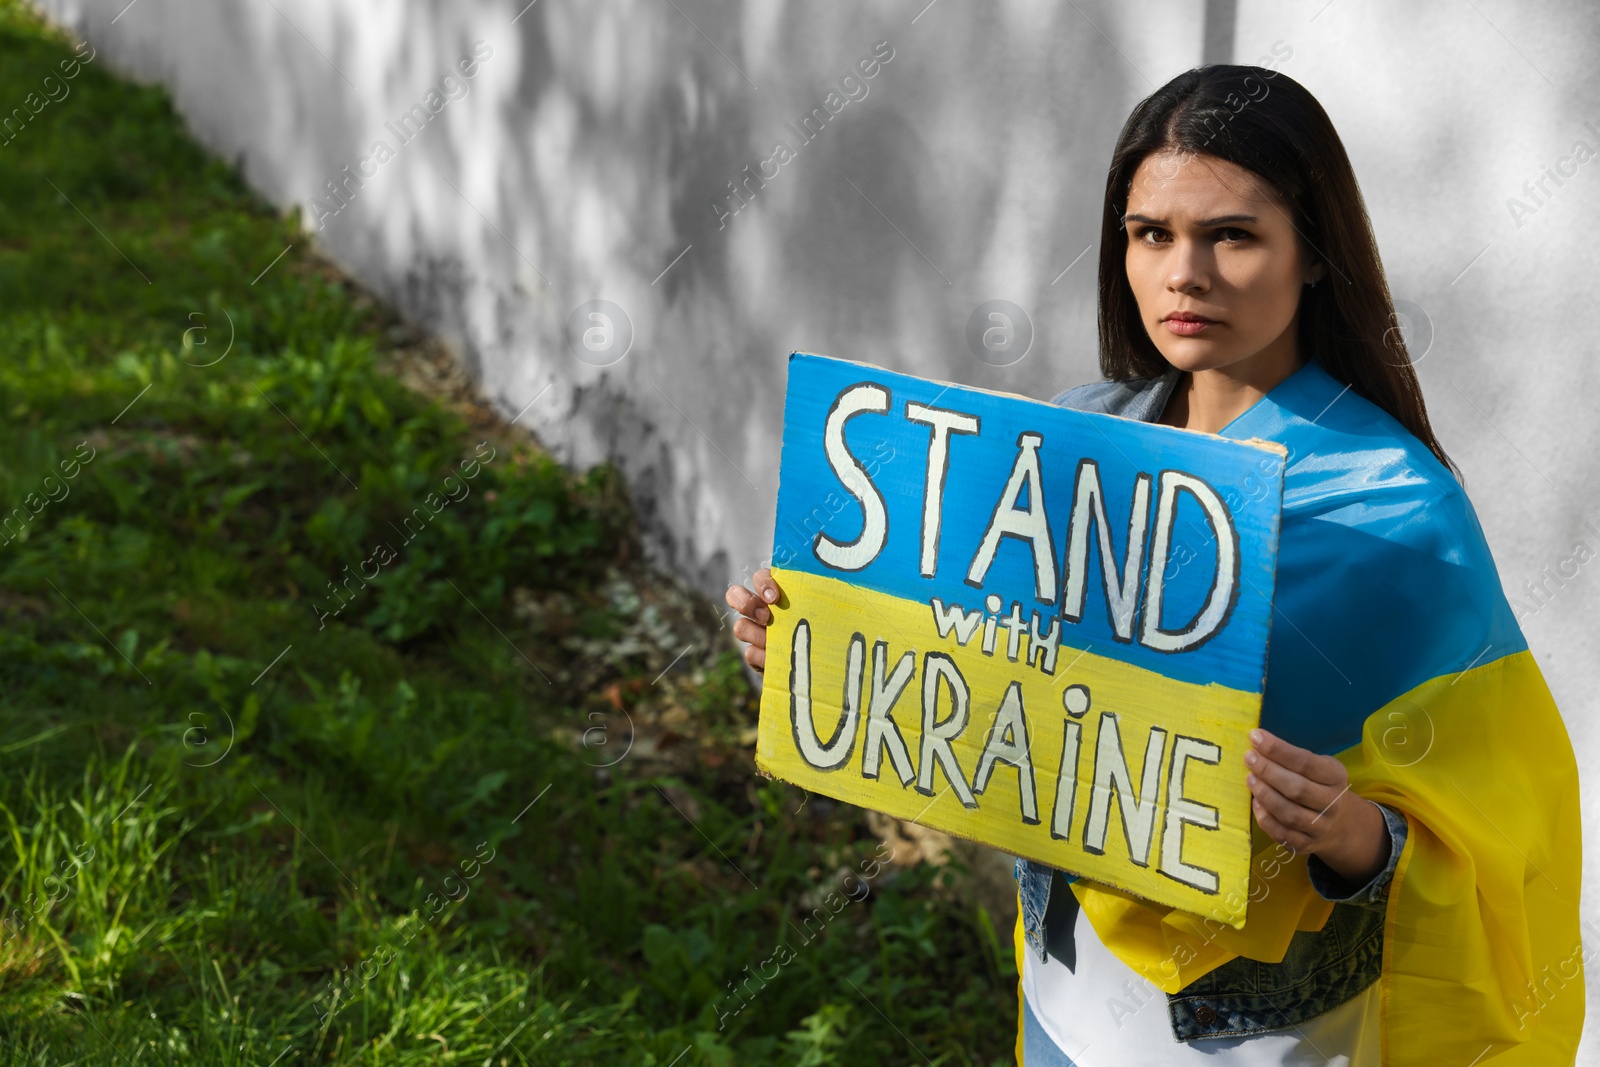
38 0 1600 1049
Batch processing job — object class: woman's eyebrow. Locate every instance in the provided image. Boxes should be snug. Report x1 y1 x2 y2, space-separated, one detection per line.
1122 212 1260 226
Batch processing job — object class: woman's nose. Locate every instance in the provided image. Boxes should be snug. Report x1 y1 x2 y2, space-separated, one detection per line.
1166 240 1211 293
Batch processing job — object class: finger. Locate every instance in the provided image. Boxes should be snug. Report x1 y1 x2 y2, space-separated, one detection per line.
752 568 783 606
723 584 772 625
744 643 766 672
1251 729 1343 786
1247 775 1317 836
1245 750 1327 807
732 617 768 648
1305 783 1355 829
723 583 755 617
1251 798 1310 852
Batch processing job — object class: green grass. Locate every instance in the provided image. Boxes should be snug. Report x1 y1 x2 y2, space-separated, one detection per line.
0 4 1016 1063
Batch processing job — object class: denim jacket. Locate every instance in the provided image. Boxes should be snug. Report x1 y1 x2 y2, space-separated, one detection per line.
1014 370 1411 1043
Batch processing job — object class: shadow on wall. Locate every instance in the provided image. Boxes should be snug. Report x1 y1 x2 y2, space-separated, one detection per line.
38 0 1153 600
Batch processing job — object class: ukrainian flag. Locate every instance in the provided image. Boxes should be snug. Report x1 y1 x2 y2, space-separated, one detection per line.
1061 360 1584 1063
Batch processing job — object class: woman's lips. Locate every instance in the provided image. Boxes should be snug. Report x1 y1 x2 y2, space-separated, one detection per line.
1164 315 1216 336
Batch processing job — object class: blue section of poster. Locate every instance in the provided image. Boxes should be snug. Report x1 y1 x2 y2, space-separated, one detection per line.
770 352 1284 693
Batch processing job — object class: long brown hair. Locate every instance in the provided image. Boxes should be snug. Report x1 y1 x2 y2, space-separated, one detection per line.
1097 64 1454 473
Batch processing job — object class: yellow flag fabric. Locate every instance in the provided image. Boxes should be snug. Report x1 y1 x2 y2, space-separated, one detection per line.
1070 651 1583 1061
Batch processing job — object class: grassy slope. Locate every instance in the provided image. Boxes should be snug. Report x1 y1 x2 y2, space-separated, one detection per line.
0 5 1015 1065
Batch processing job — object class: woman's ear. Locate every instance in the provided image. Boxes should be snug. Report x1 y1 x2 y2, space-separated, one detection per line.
1304 262 1326 288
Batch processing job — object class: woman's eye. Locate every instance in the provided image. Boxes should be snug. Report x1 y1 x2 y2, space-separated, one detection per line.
1216 227 1251 242
1134 227 1170 244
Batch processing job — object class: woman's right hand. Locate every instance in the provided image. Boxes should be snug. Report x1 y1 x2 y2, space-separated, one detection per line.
724 567 783 672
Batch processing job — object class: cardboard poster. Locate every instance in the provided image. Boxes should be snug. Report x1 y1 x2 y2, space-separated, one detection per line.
755 353 1286 926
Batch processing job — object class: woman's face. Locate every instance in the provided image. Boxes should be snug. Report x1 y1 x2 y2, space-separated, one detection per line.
1122 149 1319 377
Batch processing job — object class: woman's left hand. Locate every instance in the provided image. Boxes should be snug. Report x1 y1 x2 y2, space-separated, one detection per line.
1245 727 1389 884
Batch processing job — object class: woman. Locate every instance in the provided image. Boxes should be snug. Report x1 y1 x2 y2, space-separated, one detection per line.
726 65 1583 1064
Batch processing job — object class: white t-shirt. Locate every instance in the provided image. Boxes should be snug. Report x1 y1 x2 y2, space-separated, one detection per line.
1021 893 1382 1066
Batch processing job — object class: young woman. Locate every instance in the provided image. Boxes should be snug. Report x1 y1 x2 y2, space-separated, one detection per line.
726 65 1583 1064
